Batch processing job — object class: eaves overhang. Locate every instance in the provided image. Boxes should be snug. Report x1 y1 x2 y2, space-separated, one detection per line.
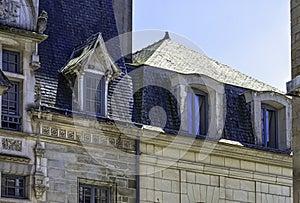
0 24 48 43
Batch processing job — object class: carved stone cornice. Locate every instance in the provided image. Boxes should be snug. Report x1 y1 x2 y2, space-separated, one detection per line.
0 153 30 164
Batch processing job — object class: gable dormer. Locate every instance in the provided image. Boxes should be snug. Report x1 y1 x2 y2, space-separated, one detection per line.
61 33 121 117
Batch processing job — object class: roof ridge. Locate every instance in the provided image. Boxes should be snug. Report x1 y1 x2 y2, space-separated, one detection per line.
132 33 171 65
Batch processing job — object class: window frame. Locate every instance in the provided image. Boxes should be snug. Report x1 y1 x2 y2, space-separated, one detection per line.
1 174 27 199
1 80 21 131
79 183 110 203
82 72 106 117
1 49 23 131
187 88 208 137
261 103 278 148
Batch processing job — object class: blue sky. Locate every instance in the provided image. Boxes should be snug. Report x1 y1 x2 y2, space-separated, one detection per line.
133 1 290 91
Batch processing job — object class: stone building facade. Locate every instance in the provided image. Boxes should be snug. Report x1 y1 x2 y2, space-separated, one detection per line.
0 1 293 203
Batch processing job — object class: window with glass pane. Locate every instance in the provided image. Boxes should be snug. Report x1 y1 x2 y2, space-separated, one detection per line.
84 74 105 116
2 50 20 73
2 81 21 130
261 104 277 148
1 174 26 199
79 184 109 203
187 89 208 136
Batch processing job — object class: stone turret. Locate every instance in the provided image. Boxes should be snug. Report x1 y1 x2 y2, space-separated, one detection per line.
290 0 300 202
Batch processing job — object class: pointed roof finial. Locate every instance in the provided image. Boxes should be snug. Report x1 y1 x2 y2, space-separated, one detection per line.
163 31 170 40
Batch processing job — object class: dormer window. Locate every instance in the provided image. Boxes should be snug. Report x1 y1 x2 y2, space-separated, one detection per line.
244 91 292 150
61 33 120 117
84 73 105 116
261 104 277 148
187 88 208 136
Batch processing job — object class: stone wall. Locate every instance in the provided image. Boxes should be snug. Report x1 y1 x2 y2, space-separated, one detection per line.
139 132 292 203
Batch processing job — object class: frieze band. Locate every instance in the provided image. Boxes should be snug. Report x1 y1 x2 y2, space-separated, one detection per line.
2 137 22 151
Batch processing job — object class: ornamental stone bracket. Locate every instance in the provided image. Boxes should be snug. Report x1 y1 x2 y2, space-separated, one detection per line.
33 141 49 200
31 53 41 71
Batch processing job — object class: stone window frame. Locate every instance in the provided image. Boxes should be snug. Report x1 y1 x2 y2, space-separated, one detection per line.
0 173 28 199
261 103 278 148
75 69 109 117
244 91 292 150
78 178 116 203
187 87 208 136
0 48 24 131
170 74 225 138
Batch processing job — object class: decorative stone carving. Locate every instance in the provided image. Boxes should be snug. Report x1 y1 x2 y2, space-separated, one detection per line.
31 54 41 71
37 10 47 34
33 142 48 200
40 124 136 150
0 0 20 24
2 138 22 151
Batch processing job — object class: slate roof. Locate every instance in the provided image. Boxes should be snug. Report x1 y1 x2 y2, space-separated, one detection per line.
37 0 133 121
132 34 282 93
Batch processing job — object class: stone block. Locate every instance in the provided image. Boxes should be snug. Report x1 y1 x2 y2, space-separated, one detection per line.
225 178 240 190
282 167 292 177
146 189 154 201
248 191 255 202
171 181 179 193
180 150 195 161
260 183 269 193
241 160 255 171
207 186 219 203
233 190 248 202
178 162 204 171
200 185 207 202
211 155 225 166
210 175 219 187
281 186 291 197
162 148 180 159
196 153 211 164
225 188 233 199
255 163 269 173
253 173 276 182
162 168 179 180
225 157 240 169
162 192 179 203
186 171 195 183
140 176 154 189
204 165 229 176
240 180 255 192
181 182 187 194
146 144 154 154
196 173 210 185
140 188 147 201
269 165 282 175
269 184 282 195
181 170 186 182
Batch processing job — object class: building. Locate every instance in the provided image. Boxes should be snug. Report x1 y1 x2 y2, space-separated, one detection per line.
0 0 293 203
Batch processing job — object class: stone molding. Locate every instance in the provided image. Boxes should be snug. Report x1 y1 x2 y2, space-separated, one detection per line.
40 124 136 151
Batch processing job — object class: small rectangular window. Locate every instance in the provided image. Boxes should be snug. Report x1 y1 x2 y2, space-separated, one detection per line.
1 81 21 130
79 183 110 203
84 74 105 116
1 174 26 199
187 88 208 136
2 50 20 74
261 104 277 148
